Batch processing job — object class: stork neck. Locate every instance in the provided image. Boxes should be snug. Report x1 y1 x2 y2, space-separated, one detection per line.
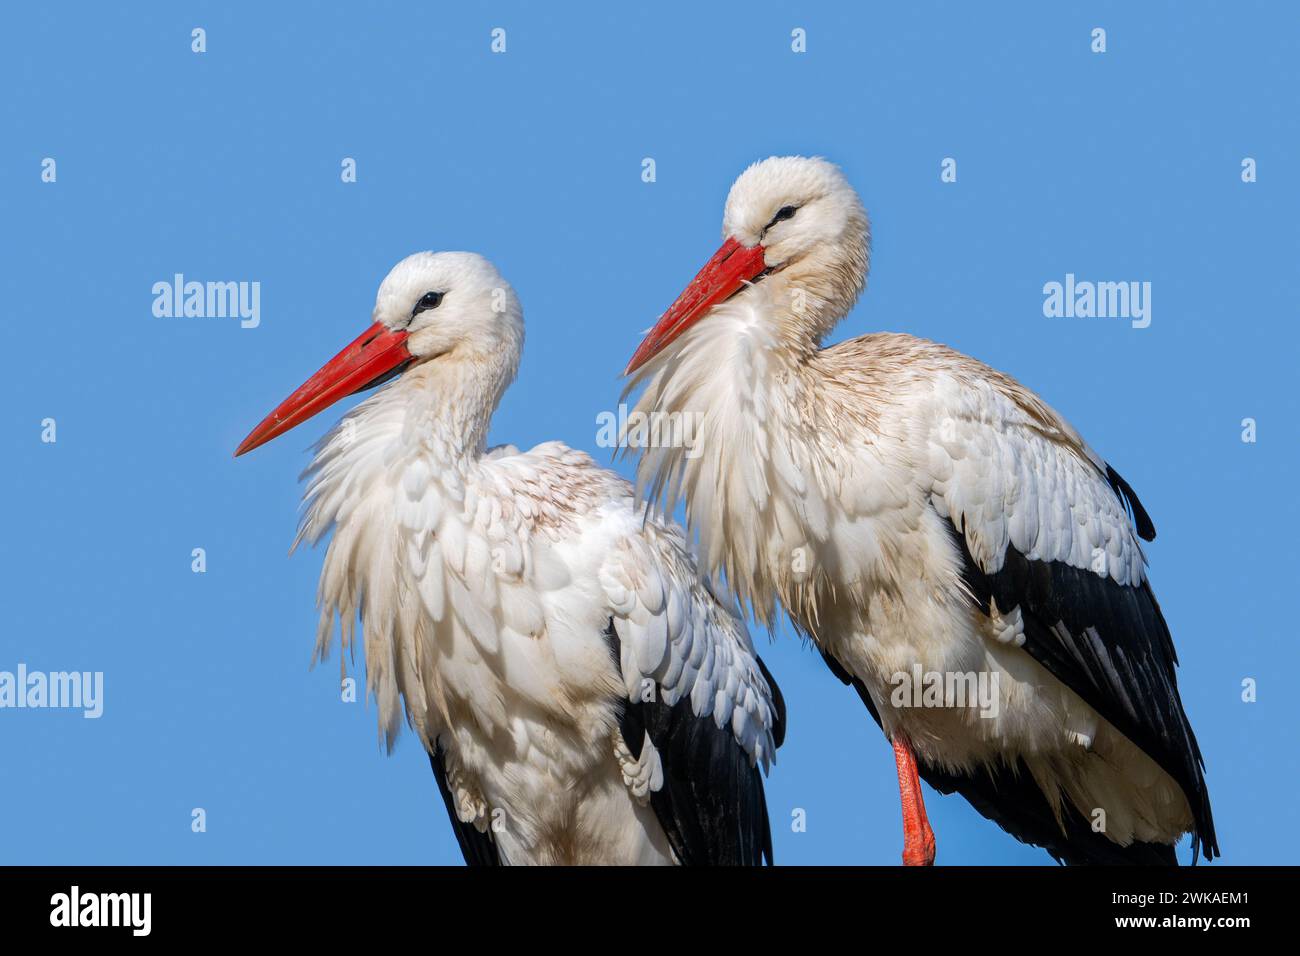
734 277 820 361
396 352 515 466
628 289 833 622
762 249 865 349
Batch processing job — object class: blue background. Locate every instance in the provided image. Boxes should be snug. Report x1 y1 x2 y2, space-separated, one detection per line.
2 1 1294 865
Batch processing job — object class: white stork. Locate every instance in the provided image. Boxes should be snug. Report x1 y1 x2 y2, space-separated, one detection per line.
622 156 1217 865
236 251 784 865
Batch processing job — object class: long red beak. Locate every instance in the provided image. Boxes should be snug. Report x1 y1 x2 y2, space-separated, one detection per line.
234 321 411 457
623 237 767 375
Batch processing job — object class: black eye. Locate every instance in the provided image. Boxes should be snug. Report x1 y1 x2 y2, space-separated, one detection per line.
766 205 798 229
412 291 444 316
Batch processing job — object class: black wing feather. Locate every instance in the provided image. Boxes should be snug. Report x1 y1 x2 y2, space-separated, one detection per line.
428 743 501 866
607 621 778 865
944 514 1218 861
756 655 788 749
1106 463 1157 542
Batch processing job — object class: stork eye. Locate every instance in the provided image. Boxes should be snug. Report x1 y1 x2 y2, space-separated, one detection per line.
766 205 798 229
412 291 444 316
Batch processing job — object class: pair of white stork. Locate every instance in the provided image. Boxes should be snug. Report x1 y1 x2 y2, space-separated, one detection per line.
236 156 1217 866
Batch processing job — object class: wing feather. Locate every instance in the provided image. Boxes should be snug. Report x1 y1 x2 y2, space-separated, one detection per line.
600 519 784 864
921 365 1217 860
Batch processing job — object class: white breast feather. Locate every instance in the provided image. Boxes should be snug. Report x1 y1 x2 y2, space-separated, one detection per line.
293 384 779 812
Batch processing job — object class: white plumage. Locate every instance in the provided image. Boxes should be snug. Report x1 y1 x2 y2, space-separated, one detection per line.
241 251 782 865
623 156 1216 865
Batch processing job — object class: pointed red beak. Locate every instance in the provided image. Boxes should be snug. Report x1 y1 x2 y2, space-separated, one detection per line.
234 322 411 457
623 237 767 376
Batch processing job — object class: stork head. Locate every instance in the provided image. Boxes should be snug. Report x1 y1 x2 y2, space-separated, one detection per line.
235 251 522 456
624 156 870 374
373 251 522 362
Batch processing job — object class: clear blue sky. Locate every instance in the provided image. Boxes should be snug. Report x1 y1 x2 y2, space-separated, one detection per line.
2 1 1295 865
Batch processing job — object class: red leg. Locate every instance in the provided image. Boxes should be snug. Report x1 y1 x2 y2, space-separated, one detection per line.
892 736 936 866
